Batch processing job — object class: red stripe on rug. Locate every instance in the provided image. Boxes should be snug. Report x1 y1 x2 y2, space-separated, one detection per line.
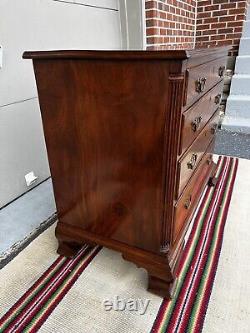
3 247 90 332
1 246 101 333
171 158 234 332
166 159 233 332
192 158 239 332
151 156 226 331
151 156 238 333
19 247 101 333
28 247 101 333
0 256 65 327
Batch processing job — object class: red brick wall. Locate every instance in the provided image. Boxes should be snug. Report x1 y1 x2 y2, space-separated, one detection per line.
196 0 249 56
145 1 249 55
145 0 197 50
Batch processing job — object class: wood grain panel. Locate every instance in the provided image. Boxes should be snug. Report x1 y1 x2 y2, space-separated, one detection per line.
33 58 177 254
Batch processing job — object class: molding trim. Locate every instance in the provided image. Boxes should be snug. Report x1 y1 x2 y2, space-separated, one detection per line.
161 74 185 250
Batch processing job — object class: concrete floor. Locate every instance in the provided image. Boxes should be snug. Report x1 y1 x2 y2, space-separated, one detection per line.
0 179 56 268
0 129 249 269
215 129 250 160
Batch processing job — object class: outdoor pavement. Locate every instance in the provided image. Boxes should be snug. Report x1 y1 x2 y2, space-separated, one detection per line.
0 179 56 268
215 129 250 160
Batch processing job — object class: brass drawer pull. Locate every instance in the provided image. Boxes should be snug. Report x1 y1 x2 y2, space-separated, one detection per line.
211 124 218 135
191 116 202 132
214 94 221 105
187 153 198 170
195 77 207 93
184 195 192 209
218 66 225 78
206 158 212 165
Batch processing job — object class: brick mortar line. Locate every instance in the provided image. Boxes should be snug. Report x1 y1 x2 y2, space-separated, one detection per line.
146 0 196 10
197 14 246 19
198 1 247 8
147 38 194 43
146 12 196 19
147 30 195 34
146 28 196 31
145 7 196 14
196 22 246 26
146 19 196 26
197 38 240 41
198 33 243 37
146 19 196 27
146 20 195 25
146 44 194 47
193 0 198 47
147 34 195 37
147 36 195 39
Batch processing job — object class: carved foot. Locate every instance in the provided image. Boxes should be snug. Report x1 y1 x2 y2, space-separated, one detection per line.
148 275 178 299
57 240 83 258
208 176 218 187
122 250 175 299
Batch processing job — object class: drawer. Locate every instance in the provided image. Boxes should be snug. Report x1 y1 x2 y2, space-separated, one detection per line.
173 141 215 243
176 110 219 199
180 81 223 155
184 57 226 109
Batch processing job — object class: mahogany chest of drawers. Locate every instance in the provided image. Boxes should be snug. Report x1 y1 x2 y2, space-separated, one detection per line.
24 48 228 298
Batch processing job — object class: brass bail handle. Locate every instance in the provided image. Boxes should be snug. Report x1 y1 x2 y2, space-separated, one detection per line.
218 66 225 78
184 195 192 209
191 116 202 132
195 77 207 93
211 124 218 135
214 93 221 105
187 153 198 170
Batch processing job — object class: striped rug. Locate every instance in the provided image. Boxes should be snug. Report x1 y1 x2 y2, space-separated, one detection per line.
151 156 238 332
0 156 238 333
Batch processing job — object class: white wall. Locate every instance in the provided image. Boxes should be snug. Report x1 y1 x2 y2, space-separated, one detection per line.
119 0 146 50
0 0 121 208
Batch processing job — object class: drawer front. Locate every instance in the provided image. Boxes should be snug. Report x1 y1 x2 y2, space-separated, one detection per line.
180 81 223 155
173 141 215 243
176 110 219 199
184 57 226 109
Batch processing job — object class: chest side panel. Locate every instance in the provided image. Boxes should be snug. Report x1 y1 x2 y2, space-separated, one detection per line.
34 58 179 254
